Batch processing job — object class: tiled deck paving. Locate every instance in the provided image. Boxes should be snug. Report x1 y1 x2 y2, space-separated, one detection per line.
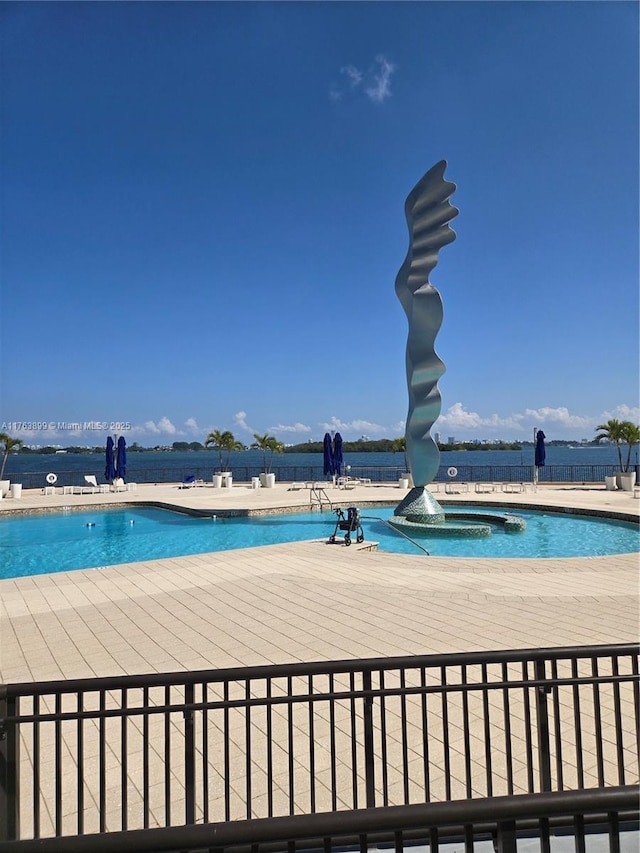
2 481 638 683
1 482 638 838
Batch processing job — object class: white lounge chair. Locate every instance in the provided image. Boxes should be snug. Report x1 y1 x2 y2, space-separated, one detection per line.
72 475 101 494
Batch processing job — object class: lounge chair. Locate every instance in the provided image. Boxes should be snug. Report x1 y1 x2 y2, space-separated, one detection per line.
112 477 127 492
72 475 103 495
181 475 196 488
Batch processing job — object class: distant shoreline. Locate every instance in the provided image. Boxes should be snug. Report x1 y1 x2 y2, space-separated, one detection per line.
12 440 615 456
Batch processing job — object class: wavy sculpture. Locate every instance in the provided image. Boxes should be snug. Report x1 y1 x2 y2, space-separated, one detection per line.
394 160 458 522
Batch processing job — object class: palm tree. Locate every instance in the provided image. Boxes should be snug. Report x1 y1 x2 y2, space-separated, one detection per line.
0 432 24 480
620 421 640 473
204 430 243 471
392 436 409 472
594 419 625 471
251 433 284 473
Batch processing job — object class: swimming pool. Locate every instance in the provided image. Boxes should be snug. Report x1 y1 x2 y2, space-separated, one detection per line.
1 505 638 579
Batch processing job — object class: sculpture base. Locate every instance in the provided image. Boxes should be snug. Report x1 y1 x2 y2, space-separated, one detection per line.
391 488 528 540
393 486 445 524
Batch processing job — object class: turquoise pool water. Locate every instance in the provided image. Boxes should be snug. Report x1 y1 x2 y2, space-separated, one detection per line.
1 506 638 579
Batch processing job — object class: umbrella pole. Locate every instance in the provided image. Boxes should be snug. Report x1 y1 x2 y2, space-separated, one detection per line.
533 427 537 491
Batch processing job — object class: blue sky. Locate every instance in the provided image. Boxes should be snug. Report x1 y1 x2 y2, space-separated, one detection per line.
2 1 638 446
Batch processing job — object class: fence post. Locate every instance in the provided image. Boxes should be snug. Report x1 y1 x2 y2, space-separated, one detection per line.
0 690 19 841
183 683 196 825
362 671 375 808
496 820 517 853
534 659 552 792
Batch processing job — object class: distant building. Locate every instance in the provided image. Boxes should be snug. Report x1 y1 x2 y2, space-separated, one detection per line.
447 436 455 444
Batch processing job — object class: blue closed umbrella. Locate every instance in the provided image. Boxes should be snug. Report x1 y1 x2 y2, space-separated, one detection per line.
323 433 334 477
333 433 343 477
105 436 116 482
116 436 127 481
535 430 546 467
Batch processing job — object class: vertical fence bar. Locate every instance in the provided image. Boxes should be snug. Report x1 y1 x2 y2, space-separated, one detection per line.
76 691 84 836
223 681 230 822
32 696 40 839
201 683 209 824
55 692 62 835
349 672 358 809
379 670 389 806
550 660 564 791
591 656 605 787
481 663 493 797
184 682 196 825
164 685 172 827
501 662 514 796
328 674 337 813
0 691 19 842
308 675 316 814
611 655 625 786
608 810 621 853
496 820 517 853
143 686 150 829
362 670 375 809
244 680 252 820
420 667 431 803
287 676 295 815
574 814 586 853
571 657 585 788
522 662 535 793
99 690 106 833
461 666 472 799
121 689 128 831
399 669 409 805
534 659 552 792
266 678 274 817
441 666 451 801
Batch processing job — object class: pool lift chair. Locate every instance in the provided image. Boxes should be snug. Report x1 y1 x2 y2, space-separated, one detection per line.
329 506 364 547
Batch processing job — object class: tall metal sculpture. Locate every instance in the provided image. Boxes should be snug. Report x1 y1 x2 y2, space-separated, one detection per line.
394 160 458 523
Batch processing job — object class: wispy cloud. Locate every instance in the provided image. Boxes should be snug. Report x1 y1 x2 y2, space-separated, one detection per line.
330 54 396 104
320 416 388 436
365 55 395 103
234 411 256 435
268 422 312 435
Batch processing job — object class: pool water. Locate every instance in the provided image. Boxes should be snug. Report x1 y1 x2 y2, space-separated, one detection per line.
1 506 638 580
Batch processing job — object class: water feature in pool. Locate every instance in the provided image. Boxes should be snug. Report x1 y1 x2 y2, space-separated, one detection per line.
1 505 638 580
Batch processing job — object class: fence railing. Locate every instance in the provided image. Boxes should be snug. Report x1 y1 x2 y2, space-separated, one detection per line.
10 463 637 490
1 644 638 849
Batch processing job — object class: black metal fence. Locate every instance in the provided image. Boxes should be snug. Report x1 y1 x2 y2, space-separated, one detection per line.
1 644 638 850
11 463 637 490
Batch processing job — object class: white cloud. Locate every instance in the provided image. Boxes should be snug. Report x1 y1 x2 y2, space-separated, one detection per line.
269 422 312 435
365 55 395 103
340 64 363 89
331 54 396 104
320 416 388 436
234 411 256 435
434 402 640 440
523 407 592 429
600 404 640 422
437 402 523 432
140 417 177 436
184 417 199 432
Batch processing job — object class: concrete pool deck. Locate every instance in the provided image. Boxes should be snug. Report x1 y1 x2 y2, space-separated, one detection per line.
1 480 639 685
